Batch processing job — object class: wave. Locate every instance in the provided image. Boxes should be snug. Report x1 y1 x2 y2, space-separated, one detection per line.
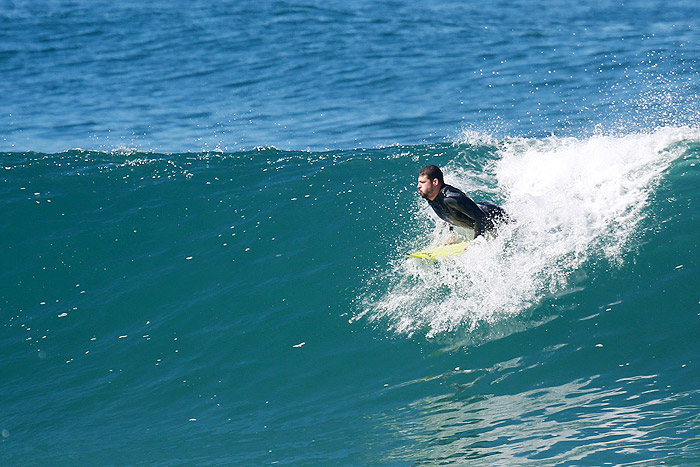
355 126 700 341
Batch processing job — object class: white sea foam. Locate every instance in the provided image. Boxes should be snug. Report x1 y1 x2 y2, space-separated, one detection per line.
360 127 697 338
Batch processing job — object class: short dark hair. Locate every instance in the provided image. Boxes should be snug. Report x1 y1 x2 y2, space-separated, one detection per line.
419 165 443 185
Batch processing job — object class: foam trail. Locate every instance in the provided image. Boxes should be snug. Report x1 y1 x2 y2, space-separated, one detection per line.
361 127 696 339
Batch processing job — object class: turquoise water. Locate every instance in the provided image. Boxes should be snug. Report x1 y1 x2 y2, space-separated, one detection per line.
2 1 700 465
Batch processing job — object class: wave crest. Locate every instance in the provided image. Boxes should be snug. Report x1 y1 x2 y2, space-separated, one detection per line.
357 127 698 340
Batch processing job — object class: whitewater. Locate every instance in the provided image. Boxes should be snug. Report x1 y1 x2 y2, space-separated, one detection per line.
359 127 697 340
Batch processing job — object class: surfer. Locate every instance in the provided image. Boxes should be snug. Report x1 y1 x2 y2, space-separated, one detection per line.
417 165 507 238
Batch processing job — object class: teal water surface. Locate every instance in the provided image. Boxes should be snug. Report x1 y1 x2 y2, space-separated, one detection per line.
2 130 699 464
2 0 700 465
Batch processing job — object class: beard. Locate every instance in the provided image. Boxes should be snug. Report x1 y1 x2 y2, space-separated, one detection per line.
419 187 438 200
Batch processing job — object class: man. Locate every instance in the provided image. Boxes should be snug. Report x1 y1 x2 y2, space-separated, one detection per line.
417 165 506 238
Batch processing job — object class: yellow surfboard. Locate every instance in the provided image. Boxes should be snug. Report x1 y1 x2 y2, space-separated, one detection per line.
407 241 470 261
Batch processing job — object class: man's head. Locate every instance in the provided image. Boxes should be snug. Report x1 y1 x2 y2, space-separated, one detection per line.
417 165 444 201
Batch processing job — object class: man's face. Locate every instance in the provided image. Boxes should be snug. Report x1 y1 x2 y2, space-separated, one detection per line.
417 174 440 200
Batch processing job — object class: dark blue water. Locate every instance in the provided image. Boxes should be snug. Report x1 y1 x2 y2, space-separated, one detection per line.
2 1 700 465
3 0 700 153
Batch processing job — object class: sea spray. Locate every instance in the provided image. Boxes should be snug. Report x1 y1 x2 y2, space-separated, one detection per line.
358 127 696 340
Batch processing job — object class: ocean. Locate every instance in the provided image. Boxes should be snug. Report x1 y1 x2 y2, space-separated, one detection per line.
2 1 699 465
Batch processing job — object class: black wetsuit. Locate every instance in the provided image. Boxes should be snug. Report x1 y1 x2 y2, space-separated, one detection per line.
427 184 506 237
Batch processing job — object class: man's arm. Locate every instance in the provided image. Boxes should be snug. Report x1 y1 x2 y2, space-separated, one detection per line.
444 195 485 235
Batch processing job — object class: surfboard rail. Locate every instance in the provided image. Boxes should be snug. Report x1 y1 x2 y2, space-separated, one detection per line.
407 241 470 261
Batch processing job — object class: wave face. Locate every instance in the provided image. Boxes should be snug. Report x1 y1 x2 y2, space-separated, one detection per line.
2 130 699 464
3 0 700 465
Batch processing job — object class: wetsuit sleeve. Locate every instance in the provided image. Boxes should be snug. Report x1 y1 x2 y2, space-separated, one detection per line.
443 196 481 222
444 195 485 235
